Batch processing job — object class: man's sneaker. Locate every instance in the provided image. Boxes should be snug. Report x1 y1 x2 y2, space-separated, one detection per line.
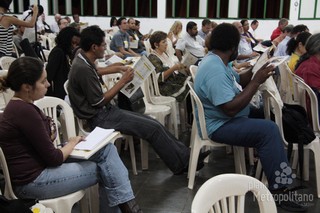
270 187 309 212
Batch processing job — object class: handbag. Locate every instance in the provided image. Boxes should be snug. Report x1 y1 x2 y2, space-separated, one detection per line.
118 88 146 114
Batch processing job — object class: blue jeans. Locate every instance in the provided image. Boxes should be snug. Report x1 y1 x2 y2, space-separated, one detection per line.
210 117 290 190
14 144 134 213
88 105 190 174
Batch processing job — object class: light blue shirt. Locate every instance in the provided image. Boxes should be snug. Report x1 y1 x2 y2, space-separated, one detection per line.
194 52 250 137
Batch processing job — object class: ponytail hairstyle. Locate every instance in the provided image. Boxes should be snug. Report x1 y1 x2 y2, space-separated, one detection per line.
286 31 312 55
0 57 44 92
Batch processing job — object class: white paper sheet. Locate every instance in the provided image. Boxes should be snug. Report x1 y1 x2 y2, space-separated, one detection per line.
74 127 115 150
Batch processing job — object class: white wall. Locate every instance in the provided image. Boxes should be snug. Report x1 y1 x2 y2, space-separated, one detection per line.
36 0 320 40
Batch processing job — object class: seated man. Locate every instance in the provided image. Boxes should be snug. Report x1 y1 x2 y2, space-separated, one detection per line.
110 17 140 58
127 18 147 56
68 26 210 176
233 21 259 63
175 21 206 63
194 23 308 212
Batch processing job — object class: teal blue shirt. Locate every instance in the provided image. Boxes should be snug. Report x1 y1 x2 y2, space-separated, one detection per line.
194 52 250 137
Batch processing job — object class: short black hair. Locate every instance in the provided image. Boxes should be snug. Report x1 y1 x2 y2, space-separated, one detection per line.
207 23 240 52
202 19 211 26
251 20 258 25
117 17 126 27
80 25 105 52
186 21 197 32
240 19 248 26
55 26 80 55
292 24 309 35
0 0 12 10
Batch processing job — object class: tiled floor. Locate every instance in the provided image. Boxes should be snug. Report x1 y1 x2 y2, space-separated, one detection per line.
119 133 320 213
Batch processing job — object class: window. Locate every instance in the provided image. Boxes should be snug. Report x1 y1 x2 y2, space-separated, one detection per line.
299 0 320 19
166 0 289 19
12 0 30 13
47 0 157 17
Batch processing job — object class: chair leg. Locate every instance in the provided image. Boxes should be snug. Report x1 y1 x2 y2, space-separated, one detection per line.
311 143 320 198
188 138 202 189
140 139 149 170
127 136 138 175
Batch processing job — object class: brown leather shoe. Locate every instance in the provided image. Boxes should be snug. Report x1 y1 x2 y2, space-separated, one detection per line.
119 199 143 213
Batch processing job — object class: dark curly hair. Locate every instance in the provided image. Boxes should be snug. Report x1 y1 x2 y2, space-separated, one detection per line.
207 23 240 52
55 26 80 56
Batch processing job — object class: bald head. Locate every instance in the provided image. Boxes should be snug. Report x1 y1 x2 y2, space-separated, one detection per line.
232 21 243 34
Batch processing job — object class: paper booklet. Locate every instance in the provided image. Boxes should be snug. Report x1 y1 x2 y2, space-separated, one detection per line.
252 45 289 74
120 55 155 98
74 127 115 151
253 43 269 53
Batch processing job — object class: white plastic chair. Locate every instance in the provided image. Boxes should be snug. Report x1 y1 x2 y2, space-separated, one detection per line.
0 56 15 70
0 147 87 213
262 89 320 198
63 80 138 175
146 70 179 138
187 81 246 189
191 173 277 213
189 64 198 81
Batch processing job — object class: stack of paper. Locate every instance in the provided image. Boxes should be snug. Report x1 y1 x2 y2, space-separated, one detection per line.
74 127 115 151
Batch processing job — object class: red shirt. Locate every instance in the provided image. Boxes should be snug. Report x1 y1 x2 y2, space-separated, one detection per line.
295 55 320 89
271 27 282 41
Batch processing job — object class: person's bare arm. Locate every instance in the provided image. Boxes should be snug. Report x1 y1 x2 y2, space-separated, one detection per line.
60 136 84 161
97 65 129 75
175 49 183 61
6 5 38 28
101 68 134 104
220 63 274 117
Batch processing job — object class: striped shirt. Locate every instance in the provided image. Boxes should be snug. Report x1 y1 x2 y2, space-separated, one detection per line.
0 15 14 56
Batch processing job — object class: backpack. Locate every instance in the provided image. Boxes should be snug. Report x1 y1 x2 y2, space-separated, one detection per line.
281 103 316 180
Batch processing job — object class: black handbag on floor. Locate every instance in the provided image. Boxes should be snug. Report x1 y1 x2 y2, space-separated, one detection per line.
118 88 146 114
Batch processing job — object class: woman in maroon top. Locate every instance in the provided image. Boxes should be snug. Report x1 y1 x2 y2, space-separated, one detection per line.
0 57 142 213
295 33 320 89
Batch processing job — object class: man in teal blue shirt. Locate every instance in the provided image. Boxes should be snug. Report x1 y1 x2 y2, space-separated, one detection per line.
195 23 307 212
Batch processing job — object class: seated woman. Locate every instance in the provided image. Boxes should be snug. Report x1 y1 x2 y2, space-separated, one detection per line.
295 33 320 88
168 21 182 48
148 31 190 102
0 57 142 213
286 31 311 72
46 27 80 100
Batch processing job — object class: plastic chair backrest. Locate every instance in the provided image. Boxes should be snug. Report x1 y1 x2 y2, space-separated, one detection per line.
262 90 286 144
34 96 77 147
191 173 277 213
294 76 320 133
187 81 209 140
144 39 152 55
0 147 17 199
189 65 198 81
0 56 15 70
